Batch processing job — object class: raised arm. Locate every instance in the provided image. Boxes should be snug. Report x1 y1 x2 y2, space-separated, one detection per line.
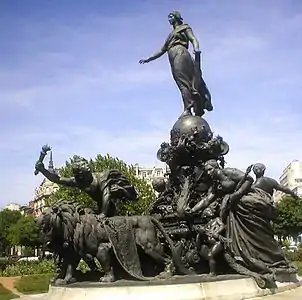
185 27 200 53
35 161 77 187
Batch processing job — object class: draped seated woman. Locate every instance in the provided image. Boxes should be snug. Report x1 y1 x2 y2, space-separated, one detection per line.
139 11 213 117
198 160 298 288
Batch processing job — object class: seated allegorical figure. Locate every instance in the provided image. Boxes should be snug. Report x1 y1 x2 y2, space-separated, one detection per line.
199 160 298 288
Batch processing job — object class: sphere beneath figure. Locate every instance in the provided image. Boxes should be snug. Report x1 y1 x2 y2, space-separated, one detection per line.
170 115 213 145
152 178 166 193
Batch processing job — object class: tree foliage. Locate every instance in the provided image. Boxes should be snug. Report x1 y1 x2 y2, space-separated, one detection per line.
0 209 22 254
273 195 302 239
47 154 155 215
7 215 40 247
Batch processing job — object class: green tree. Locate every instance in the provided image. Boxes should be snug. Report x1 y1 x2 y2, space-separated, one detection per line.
7 215 41 248
47 154 155 215
273 195 302 240
0 209 22 255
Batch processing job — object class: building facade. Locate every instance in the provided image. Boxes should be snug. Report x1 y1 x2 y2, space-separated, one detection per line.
134 163 169 185
274 160 302 202
30 178 59 217
3 202 21 211
2 202 33 215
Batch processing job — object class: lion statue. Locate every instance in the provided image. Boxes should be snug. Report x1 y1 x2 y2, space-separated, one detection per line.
37 200 177 284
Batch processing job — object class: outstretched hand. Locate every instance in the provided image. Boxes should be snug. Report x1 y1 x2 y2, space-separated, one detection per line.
139 58 149 64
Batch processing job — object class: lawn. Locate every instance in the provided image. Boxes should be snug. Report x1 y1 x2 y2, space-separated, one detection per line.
0 283 19 300
15 274 54 295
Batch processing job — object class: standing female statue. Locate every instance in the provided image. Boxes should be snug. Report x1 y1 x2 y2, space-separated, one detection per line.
139 11 213 117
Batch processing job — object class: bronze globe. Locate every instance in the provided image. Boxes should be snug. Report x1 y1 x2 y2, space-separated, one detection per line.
170 115 213 145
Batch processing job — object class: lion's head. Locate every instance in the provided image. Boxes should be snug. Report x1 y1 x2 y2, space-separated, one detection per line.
37 200 85 251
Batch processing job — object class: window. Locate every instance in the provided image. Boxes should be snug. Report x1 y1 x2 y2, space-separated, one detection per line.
157 171 161 177
295 179 302 183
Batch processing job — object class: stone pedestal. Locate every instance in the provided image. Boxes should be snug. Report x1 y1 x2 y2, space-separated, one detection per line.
44 274 301 300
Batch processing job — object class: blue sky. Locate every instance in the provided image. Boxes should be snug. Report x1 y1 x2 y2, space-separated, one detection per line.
0 0 301 207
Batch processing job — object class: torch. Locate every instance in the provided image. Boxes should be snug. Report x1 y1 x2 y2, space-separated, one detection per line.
34 144 52 175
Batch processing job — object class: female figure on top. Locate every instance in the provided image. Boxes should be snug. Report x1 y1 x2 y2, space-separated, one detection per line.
139 11 213 117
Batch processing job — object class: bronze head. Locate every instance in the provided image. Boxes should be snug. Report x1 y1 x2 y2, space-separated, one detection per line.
71 156 91 181
252 163 266 177
204 159 220 179
168 11 183 26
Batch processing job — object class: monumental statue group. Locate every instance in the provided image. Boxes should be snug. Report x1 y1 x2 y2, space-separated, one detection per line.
35 11 299 290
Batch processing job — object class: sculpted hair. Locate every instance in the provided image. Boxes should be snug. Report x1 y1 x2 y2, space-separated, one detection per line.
252 163 266 173
169 11 184 24
71 156 91 172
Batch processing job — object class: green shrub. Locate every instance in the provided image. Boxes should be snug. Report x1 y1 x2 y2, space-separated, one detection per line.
15 274 53 295
284 250 296 262
284 247 302 262
0 257 8 271
76 258 103 274
294 261 302 276
0 260 56 277
76 259 91 274
0 283 19 299
0 257 18 273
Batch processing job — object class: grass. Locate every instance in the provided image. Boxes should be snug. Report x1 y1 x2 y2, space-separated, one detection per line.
0 283 19 300
14 274 54 295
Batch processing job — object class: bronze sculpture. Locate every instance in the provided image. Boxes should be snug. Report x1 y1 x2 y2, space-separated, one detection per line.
252 163 299 199
139 11 213 117
35 153 137 218
37 200 176 284
35 11 300 290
